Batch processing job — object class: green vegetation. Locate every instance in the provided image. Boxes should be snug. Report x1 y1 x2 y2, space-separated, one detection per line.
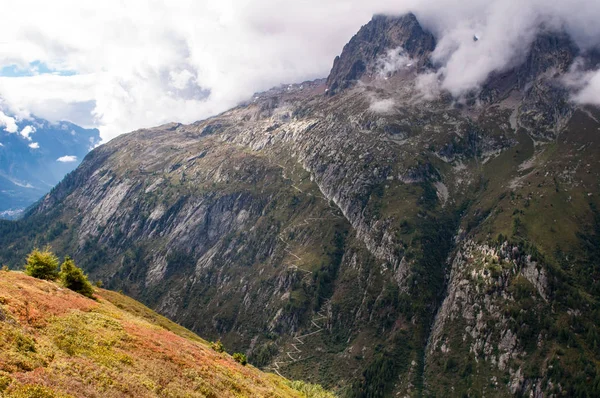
249 341 279 368
211 340 225 353
23 248 95 299
24 247 59 280
233 352 248 365
5 384 71 398
286 380 337 398
59 256 94 298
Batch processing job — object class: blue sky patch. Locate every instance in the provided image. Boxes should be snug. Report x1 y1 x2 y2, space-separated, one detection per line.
0 61 77 77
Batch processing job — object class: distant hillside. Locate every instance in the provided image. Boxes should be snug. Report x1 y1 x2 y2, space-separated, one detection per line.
0 271 331 398
0 115 100 219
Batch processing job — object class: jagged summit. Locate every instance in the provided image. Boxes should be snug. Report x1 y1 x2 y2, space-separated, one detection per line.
326 13 435 94
326 12 599 109
323 12 600 141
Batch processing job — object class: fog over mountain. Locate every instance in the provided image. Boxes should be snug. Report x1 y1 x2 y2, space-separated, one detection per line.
1 0 599 142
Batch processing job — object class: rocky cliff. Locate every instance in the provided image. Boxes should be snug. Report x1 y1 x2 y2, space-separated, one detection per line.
1 13 600 397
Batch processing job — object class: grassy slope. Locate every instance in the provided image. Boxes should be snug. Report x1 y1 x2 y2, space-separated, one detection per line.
0 271 331 398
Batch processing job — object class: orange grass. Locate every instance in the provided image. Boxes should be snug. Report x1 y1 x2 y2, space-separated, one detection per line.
0 271 301 398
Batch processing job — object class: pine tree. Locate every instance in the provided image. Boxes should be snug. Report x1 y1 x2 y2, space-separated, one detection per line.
24 247 59 280
59 256 94 298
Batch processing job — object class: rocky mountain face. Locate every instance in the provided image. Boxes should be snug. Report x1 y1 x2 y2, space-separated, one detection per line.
326 13 435 94
2 14 600 397
0 116 100 219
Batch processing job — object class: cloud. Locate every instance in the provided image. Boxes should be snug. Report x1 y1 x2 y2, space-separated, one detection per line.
369 98 396 113
414 72 442 100
573 72 600 106
9 179 34 189
0 111 18 133
19 125 36 141
0 74 97 127
0 142 4 146
28 142 39 149
562 59 600 106
56 155 77 162
1 1 600 142
376 47 413 78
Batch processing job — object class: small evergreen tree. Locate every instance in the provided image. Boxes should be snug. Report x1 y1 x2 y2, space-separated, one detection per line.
233 352 247 365
24 247 59 280
211 340 225 353
59 256 94 298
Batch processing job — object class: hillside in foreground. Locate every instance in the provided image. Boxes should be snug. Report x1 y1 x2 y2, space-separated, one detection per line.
0 271 329 398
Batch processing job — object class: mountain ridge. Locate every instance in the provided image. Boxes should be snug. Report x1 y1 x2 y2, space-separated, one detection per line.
1 12 600 397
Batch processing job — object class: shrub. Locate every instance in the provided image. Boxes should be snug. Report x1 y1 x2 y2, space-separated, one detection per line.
233 352 247 365
1 264 9 272
0 373 12 392
8 329 37 353
286 380 337 398
5 384 66 398
24 247 59 280
59 256 94 298
211 340 224 353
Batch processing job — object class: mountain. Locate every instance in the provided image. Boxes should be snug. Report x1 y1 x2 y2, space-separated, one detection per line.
0 115 100 219
2 13 600 397
0 270 332 397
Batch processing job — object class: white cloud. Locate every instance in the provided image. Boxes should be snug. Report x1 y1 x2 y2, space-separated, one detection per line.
0 1 600 141
0 74 96 128
573 72 600 106
0 111 18 133
19 125 36 141
0 142 4 146
415 72 442 101
562 59 600 106
28 142 39 149
369 98 396 113
376 47 413 78
9 179 34 189
56 155 77 162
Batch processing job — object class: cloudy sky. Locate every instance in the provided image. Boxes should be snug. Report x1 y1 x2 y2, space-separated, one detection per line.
1 0 600 142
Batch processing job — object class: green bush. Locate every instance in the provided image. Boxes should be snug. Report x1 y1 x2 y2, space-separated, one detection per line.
0 373 12 392
6 384 66 398
24 247 59 280
59 256 94 298
233 352 247 365
210 340 224 353
286 380 337 398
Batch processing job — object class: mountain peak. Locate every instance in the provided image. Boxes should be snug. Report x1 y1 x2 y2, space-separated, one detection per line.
326 13 435 94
